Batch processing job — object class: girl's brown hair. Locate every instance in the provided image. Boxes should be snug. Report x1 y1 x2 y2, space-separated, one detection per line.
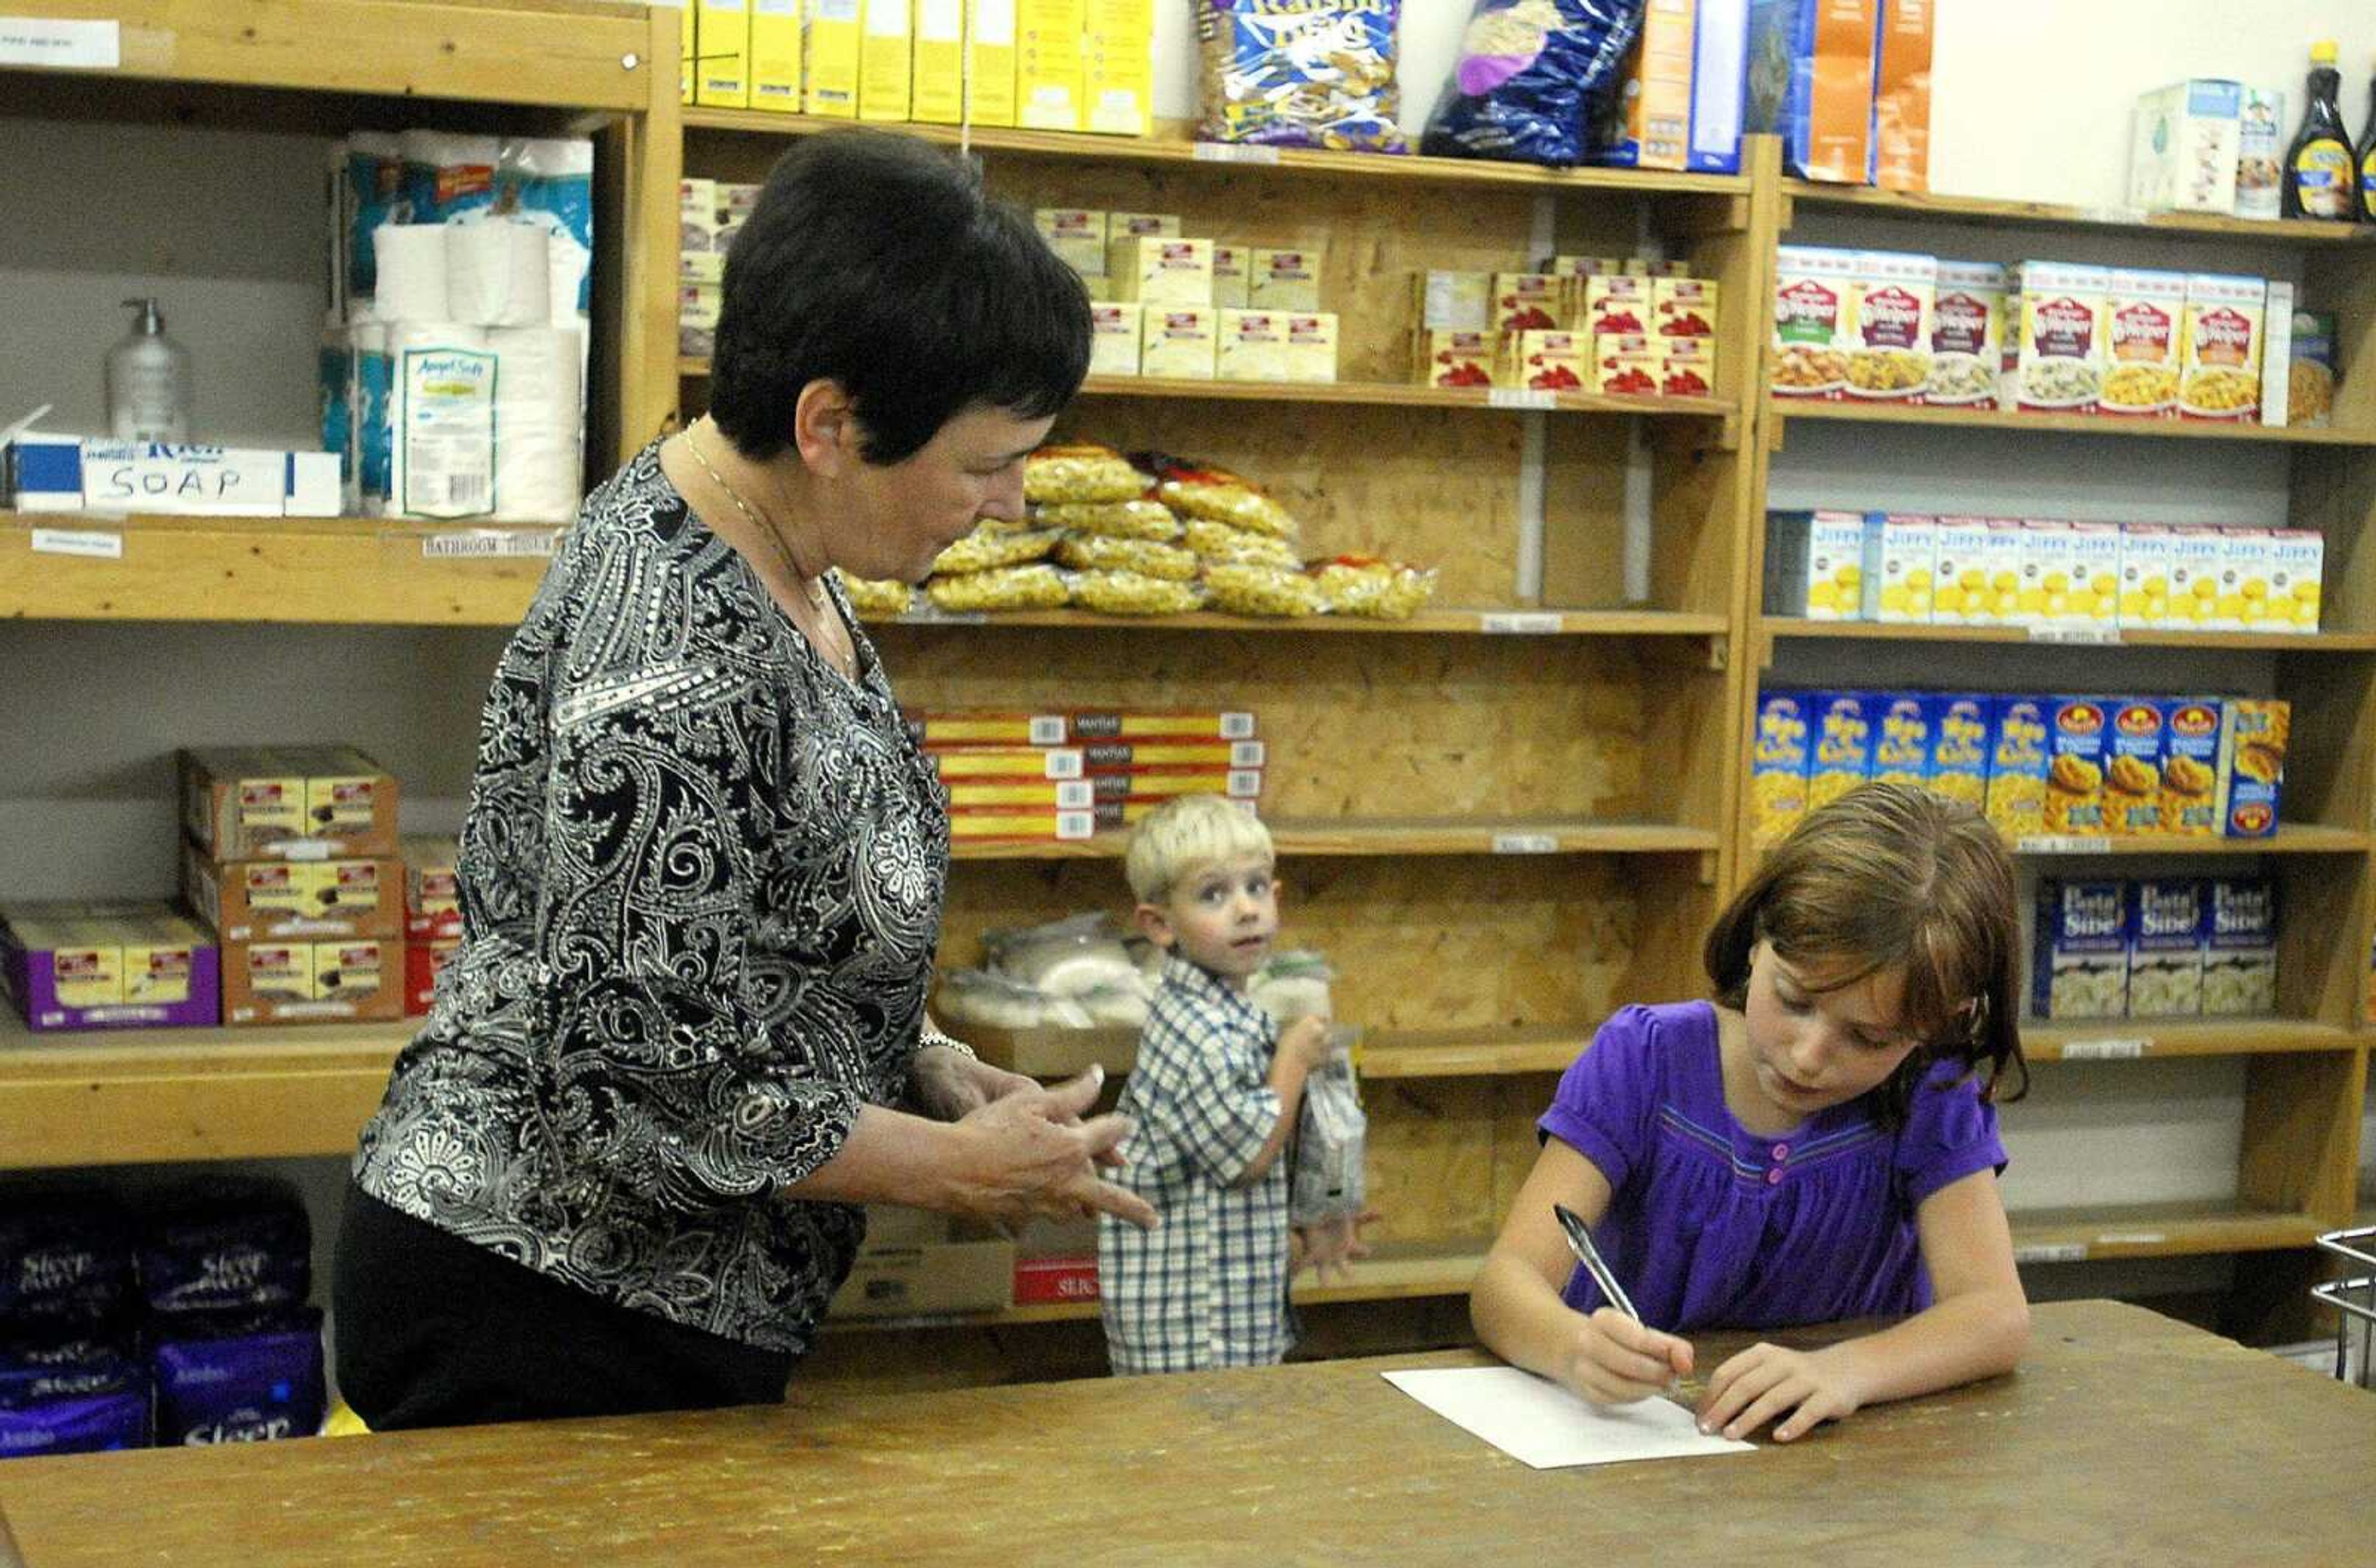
1704 782 2028 1129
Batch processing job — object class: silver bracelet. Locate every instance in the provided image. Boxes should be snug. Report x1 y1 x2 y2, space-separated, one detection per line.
920 1025 976 1061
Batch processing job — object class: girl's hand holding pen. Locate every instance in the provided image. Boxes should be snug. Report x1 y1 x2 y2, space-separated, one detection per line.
1557 1307 1695 1406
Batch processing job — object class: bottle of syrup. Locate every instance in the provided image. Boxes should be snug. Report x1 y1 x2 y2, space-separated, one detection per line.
2282 40 2356 220
2355 51 2376 222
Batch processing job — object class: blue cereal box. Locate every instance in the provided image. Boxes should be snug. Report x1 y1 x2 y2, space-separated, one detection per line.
2126 878 2204 1017
2215 698 2288 838
1807 690 1877 809
2104 697 2166 836
2042 696 2111 835
1869 691 1931 786
2033 879 2128 1020
1924 693 1991 808
1984 696 2049 839
2202 877 2277 1015
2156 697 2224 835
1752 690 1814 848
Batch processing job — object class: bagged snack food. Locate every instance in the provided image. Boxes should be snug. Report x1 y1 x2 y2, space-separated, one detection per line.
926 563 1070 612
1147 455 1300 539
1025 443 1145 505
1421 0 1646 166
1072 569 1208 616
833 572 915 619
984 911 1145 994
1203 561 1327 616
1033 498 1181 540
1055 533 1200 580
1183 518 1305 569
934 968 1097 1030
1197 0 1407 153
1316 555 1438 619
933 525 1063 575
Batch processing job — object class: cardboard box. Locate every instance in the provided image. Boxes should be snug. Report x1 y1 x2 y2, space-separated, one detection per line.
1583 274 1651 340
1210 244 1252 309
2166 525 2228 630
403 835 462 939
1653 277 1719 341
1414 330 1494 389
1594 342 1662 397
1035 209 1107 277
1413 270 1491 334
911 0 965 123
2156 697 2223 836
960 1021 1138 1077
1109 212 1180 241
1745 0 1877 181
2215 698 2288 838
856 0 910 120
79 442 340 519
2117 523 2180 629
2 432 84 511
1 901 218 1033
2178 272 2264 422
2033 879 2128 1020
907 710 1257 746
1770 244 1855 397
1869 691 1931 786
1013 1253 1101 1306
966 0 1018 125
1844 249 1934 403
2011 262 2110 415
695 0 751 109
803 0 861 118
1017 0 1085 131
2043 696 2112 835
1980 517 2025 624
1283 312 1337 383
405 938 458 1016
1760 508 1867 619
1108 238 1213 306
2268 528 2322 634
179 746 400 862
2236 84 2286 221
2258 280 2296 428
1984 696 2049 840
681 0 697 101
2013 519 2073 626
1216 309 1288 382
1140 306 1217 379
1494 274 1564 337
222 937 403 1026
2202 878 2278 1015
1925 260 2004 408
1806 689 1876 809
2103 698 2166 836
1594 0 1698 171
747 0 801 111
1924 693 1991 809
2221 527 2279 632
2065 521 2122 631
1085 0 1153 136
184 846 403 942
1929 516 1991 624
2127 879 2204 1017
1659 345 1716 398
1871 0 1933 191
1505 330 1588 392
831 1230 1017 1317
1088 302 1142 376
2101 268 2185 418
1249 249 1322 313
2130 79 2242 215
1871 513 1935 622
1750 690 1812 848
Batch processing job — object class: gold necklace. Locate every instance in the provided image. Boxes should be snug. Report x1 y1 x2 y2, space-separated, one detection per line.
685 421 830 614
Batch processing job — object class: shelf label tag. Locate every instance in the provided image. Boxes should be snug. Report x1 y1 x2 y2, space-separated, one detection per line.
1487 388 1557 411
421 530 559 559
1491 832 1559 855
1481 612 1564 634
2058 1037 2150 1061
2017 835 2112 855
1192 142 1280 165
2091 1231 2168 1247
0 18 119 69
2029 625 2120 645
2012 1243 2088 1264
29 528 122 559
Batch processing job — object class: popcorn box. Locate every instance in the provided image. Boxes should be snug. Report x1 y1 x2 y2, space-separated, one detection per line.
1981 518 2026 624
1212 244 1252 309
1412 270 1491 334
1088 302 1142 377
1414 330 1494 389
1984 695 2050 840
2178 272 2265 422
2103 698 2167 836
2220 527 2279 633
1807 689 1878 809
2155 697 2224 836
2128 879 2205 1017
2032 879 2128 1021
1869 691 1932 786
1925 693 1992 809
1216 309 1287 382
1652 277 1719 339
1140 306 1216 379
2117 523 2180 630
1583 274 1650 340
1506 330 1587 392
1871 513 1937 623
1283 312 1337 383
1750 690 1814 848
1108 238 1213 306
2100 267 2185 418
2042 696 2110 835
2016 519 2077 627
2202 877 2278 1016
1930 516 1992 625
1493 273 1562 336
2215 698 2288 839
1035 209 1107 276
2166 526 2228 630
2065 521 2122 631
2268 528 2323 634
1249 248 1323 313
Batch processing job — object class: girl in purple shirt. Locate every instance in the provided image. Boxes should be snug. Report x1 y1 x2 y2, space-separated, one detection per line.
1472 783 2032 1443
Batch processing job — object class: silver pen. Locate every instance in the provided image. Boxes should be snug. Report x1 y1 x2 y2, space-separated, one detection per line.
1552 1202 1641 1324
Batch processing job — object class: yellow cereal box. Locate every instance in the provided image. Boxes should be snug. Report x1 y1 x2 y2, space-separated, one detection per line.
966 0 1018 126
1496 273 1564 337
911 0 965 124
804 0 861 117
1752 691 1814 848
1985 696 2049 840
1807 691 1877 809
695 0 752 108
749 0 803 111
1501 330 1588 392
858 0 911 121
2178 272 2265 421
1017 0 1086 131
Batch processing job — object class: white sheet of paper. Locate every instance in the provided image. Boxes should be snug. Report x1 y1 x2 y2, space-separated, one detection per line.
1383 1366 1755 1470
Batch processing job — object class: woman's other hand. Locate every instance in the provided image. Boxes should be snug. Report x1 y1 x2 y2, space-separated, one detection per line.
952 1067 1158 1230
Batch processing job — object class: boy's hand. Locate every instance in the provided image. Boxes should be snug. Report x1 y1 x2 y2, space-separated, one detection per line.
1294 1210 1377 1284
1556 1306 1694 1406
1280 1014 1334 1072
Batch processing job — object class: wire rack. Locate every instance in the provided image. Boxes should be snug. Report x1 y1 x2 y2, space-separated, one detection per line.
2312 1226 2376 1390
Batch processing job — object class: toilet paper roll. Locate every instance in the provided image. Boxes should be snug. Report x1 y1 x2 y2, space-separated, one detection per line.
547 230 593 325
447 220 551 328
370 224 452 324
348 321 393 515
488 324 585 523
388 322 496 520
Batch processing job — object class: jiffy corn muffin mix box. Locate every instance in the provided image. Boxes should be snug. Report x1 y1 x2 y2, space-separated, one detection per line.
2117 523 2181 629
2064 522 2122 630
1871 514 1937 623
2016 519 2076 624
1930 517 1992 625
2268 529 2323 633
2166 527 2228 629
1981 519 2026 624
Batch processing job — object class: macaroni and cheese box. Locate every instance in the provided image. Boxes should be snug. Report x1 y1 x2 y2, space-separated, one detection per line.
966 0 1020 126
1984 696 2049 838
2178 272 2264 422
1140 307 1217 379
1249 249 1322 313
222 937 403 1026
2010 261 2110 414
695 0 752 109
2031 879 2128 1021
1 901 219 1033
2166 526 2228 630
2065 521 2122 631
1283 313 1337 383
1216 310 1286 382
2268 528 2323 634
1925 260 2004 408
2127 878 2205 1017
2215 698 2288 838
749 0 803 111
2156 697 2223 836
1845 250 1934 403
803 0 861 117
2117 523 2179 630
1088 302 1142 376
2016 519 2076 626
1869 692 1931 786
179 747 401 863
1750 690 1813 848
1035 209 1107 277
1770 244 1854 397
1807 689 1877 809
1924 693 1991 808
2103 699 2166 836
2042 696 2110 835
1871 513 1936 622
183 847 404 942
1929 516 1990 625
2100 268 2185 418
2201 877 2278 1017
1108 238 1213 306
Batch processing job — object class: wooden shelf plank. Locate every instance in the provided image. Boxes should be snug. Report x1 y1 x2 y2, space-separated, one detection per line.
1773 397 2376 447
2010 1202 2329 1262
683 110 1752 199
1762 618 2376 653
2009 825 2370 857
1783 178 2376 244
1358 1026 1586 1079
883 608 1729 637
2022 1019 2362 1062
954 819 1722 861
0 1015 405 1168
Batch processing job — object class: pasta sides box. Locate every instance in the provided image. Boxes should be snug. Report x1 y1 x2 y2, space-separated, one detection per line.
2202 877 2277 1017
2127 878 2205 1018
2032 879 2128 1021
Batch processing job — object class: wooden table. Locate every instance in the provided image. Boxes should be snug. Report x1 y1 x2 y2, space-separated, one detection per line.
1 1301 2370 1565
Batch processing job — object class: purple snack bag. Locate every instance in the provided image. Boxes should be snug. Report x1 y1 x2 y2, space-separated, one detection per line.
0 1201 134 1329
152 1307 325 1446
137 1185 311 1317
0 1384 152 1458
0 1337 138 1408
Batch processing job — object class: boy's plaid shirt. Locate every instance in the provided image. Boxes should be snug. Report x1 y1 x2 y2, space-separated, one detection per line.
1096 955 1293 1374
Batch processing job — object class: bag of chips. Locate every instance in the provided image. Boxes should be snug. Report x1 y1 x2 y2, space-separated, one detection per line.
1183 519 1305 571
1421 0 1646 166
1316 555 1438 619
1203 562 1326 617
1197 0 1407 154
832 572 915 619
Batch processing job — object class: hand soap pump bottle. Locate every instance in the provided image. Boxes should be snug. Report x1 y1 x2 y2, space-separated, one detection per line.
106 296 193 441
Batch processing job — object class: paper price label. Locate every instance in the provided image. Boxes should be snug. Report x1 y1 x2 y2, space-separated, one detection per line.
29 528 123 559
1192 142 1280 165
2058 1037 2149 1061
2011 1243 2088 1264
1481 612 1564 634
1491 832 1559 855
0 17 119 68
1487 388 1557 411
278 842 335 863
2017 835 2112 856
2091 1231 2168 1248
2028 626 2120 646
421 530 559 559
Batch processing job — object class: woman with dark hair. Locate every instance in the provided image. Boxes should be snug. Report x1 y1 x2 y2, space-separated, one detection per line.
334 130 1153 1429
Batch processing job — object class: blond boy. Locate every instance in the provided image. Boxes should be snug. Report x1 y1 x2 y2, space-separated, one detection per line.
1097 796 1332 1374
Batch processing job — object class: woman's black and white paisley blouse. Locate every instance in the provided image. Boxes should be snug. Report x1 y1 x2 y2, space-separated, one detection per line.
353 442 950 1356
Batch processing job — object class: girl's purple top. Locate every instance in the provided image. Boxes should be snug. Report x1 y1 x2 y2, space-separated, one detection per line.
1541 1001 2007 1331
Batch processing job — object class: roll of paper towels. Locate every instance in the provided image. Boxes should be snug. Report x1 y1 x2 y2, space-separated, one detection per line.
447 220 552 327
389 322 495 520
489 324 585 523
371 224 452 324
349 321 393 516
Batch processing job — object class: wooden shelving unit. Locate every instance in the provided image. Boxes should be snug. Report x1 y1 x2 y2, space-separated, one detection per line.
1780 178 2376 244
1761 618 2376 654
954 819 1720 862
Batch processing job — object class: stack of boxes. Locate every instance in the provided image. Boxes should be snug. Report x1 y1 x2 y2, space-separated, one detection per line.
2033 877 2278 1022
1765 509 2323 635
1043 210 1336 384
682 0 1151 135
678 178 761 357
1752 690 2290 851
907 709 1265 843
402 837 461 1018
1410 258 1719 397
